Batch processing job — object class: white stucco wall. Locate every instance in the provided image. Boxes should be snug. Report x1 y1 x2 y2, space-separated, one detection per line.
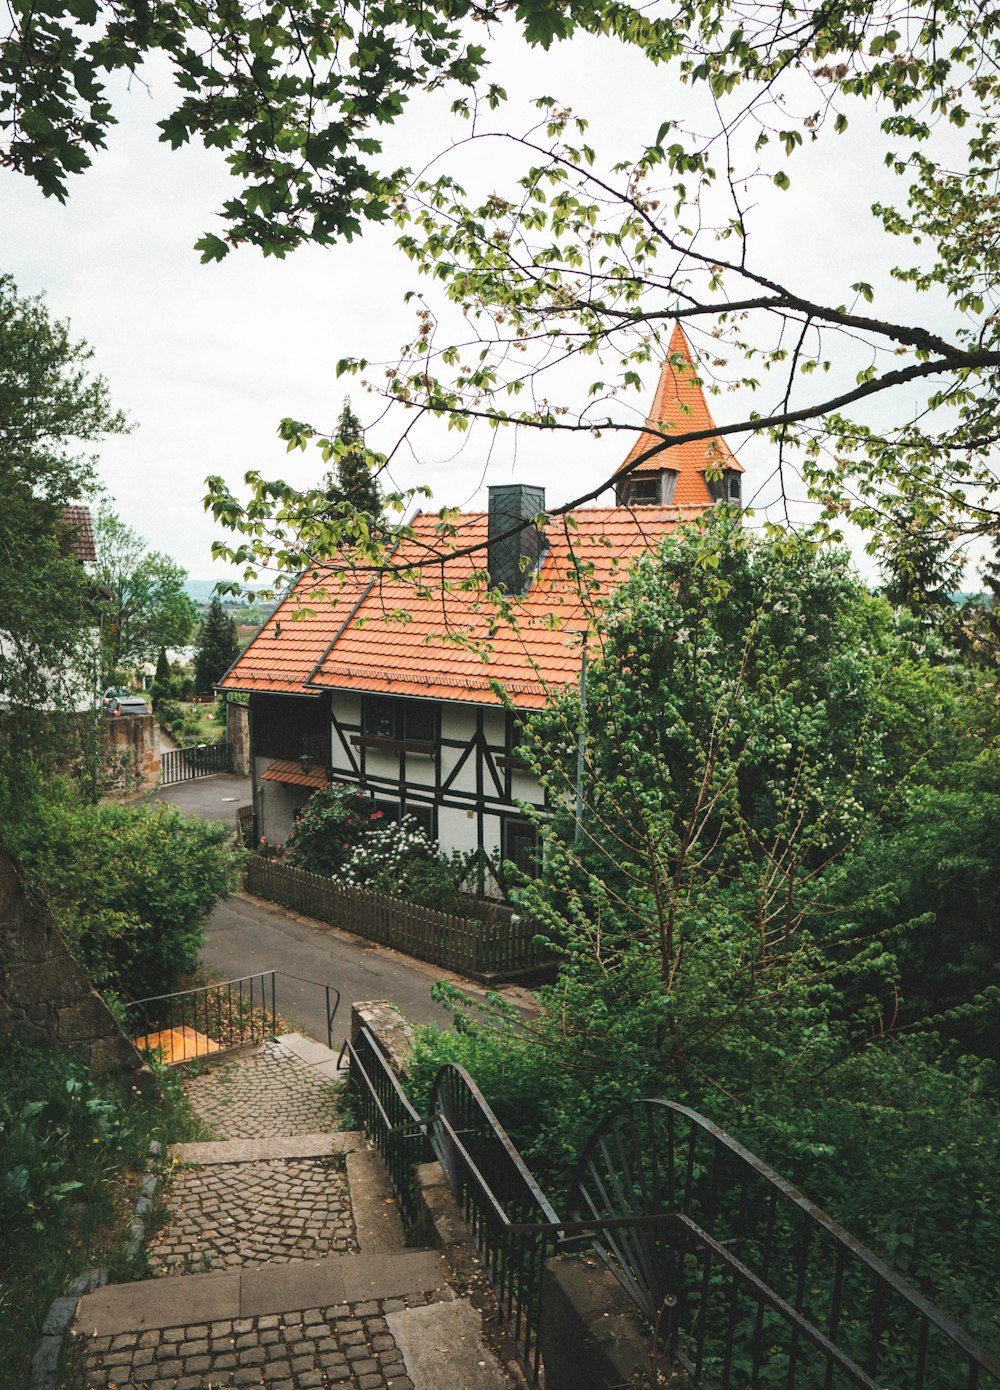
256 757 312 846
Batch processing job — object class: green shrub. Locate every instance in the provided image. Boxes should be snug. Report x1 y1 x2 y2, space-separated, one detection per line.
10 787 242 1001
338 816 468 905
0 1042 200 1390
155 697 183 726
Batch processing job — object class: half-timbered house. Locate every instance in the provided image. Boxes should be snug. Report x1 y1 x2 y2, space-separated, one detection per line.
219 327 742 881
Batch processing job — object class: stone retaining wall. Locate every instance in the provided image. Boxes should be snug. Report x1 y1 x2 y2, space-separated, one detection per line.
102 712 159 794
0 847 153 1086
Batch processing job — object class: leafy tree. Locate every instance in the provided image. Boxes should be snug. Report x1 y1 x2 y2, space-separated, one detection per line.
178 0 1000 586
404 523 1000 1342
323 400 382 519
511 519 926 1041
0 274 127 810
2 1 999 576
192 598 240 694
9 785 242 1000
0 0 504 256
93 509 197 687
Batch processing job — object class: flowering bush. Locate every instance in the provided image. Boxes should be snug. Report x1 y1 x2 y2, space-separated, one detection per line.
339 816 471 906
282 783 483 907
340 816 434 888
283 782 382 876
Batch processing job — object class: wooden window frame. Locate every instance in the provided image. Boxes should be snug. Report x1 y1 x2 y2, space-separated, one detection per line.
358 695 438 755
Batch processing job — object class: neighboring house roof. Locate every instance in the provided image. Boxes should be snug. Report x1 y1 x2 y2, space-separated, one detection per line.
60 505 97 561
615 325 744 494
220 506 704 710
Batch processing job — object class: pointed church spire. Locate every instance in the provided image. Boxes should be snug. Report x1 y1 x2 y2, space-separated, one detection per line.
614 325 743 508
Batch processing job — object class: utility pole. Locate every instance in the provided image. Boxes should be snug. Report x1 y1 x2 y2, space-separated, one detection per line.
574 641 588 846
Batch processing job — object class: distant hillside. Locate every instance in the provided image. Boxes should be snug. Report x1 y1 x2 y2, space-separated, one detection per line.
184 579 222 601
184 580 275 605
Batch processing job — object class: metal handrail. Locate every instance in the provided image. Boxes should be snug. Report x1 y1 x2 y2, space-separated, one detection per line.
269 972 340 1052
348 1040 1000 1390
345 1025 429 1219
129 969 341 1057
566 1098 1000 1389
428 1062 561 1226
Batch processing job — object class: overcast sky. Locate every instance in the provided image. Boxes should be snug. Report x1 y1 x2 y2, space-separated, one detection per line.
3 22 962 585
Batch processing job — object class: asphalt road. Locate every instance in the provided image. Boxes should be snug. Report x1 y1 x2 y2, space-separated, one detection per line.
155 772 534 1050
200 892 525 1052
151 771 252 822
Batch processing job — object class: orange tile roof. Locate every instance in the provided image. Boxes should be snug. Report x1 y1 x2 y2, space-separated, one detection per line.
221 505 707 709
616 325 743 500
219 569 372 696
259 759 330 788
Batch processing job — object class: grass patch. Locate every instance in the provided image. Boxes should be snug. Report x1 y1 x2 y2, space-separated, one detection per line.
157 699 226 747
0 1042 198 1390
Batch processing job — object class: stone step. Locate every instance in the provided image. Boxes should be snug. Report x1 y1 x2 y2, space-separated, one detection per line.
169 1131 363 1165
73 1249 451 1337
162 1129 406 1259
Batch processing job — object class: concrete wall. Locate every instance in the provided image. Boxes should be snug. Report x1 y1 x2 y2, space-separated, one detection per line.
541 1254 670 1390
0 848 153 1087
255 756 313 845
101 712 159 794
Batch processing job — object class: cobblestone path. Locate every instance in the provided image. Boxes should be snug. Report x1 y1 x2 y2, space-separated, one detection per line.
77 1293 438 1389
69 1034 513 1390
183 1039 341 1139
147 1158 358 1276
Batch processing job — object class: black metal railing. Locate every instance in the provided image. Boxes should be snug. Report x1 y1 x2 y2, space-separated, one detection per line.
129 969 340 1062
565 1099 1000 1390
343 1024 430 1220
347 1040 1000 1390
160 741 232 785
427 1063 563 1381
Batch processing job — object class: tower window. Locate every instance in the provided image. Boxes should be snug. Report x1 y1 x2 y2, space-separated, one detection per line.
628 477 660 506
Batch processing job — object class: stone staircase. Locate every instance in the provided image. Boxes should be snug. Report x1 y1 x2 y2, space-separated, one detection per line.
69 1035 516 1390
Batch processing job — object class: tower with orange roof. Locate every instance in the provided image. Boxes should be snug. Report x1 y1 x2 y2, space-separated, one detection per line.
614 325 744 509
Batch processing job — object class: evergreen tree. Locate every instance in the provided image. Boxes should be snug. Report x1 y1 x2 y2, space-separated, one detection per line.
877 502 963 620
324 400 382 518
150 646 172 709
193 599 240 694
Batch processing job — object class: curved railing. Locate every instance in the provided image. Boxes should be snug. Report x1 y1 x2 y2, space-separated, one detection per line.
566 1098 1000 1390
347 1034 1000 1389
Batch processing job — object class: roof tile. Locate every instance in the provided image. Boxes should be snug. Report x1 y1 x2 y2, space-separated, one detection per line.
60 505 97 562
616 325 743 493
222 504 706 707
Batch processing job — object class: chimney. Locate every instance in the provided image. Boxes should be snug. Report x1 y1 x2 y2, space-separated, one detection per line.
487 484 546 594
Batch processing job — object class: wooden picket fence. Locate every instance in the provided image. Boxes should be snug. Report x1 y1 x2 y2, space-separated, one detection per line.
244 856 553 983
